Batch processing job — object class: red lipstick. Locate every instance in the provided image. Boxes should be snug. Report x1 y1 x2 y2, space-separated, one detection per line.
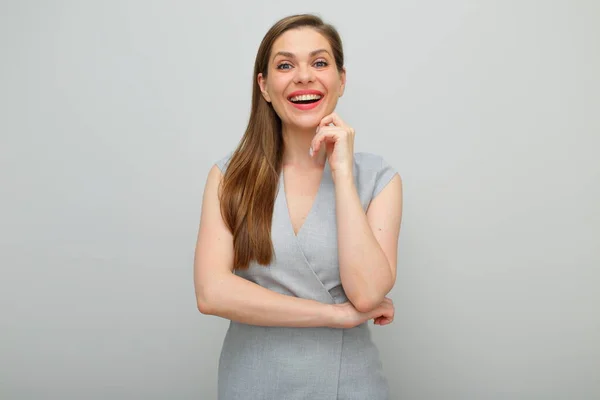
287 90 324 111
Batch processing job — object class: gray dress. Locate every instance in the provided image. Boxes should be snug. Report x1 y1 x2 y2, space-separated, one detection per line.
214 151 397 400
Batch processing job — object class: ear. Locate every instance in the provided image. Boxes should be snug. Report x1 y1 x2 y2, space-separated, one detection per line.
338 67 347 98
257 73 271 102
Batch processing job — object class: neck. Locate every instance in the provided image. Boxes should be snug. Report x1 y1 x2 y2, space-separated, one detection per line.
280 124 325 167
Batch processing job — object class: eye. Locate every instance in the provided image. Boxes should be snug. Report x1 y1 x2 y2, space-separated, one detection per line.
314 60 328 68
276 62 293 70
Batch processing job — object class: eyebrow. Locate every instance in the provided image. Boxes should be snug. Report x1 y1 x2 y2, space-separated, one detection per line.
272 49 331 61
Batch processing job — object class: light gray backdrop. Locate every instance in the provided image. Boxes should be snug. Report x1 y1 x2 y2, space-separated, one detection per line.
1 1 598 399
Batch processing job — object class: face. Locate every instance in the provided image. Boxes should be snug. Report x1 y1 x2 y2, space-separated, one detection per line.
258 28 346 131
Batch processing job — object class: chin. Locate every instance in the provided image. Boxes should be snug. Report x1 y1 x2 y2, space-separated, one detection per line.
292 109 334 127
288 116 323 130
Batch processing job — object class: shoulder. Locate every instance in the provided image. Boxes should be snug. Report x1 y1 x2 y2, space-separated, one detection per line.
354 151 399 183
214 150 235 173
354 152 391 172
353 152 400 200
206 151 236 196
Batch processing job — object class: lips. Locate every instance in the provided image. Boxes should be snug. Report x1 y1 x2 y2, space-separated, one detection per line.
287 90 324 110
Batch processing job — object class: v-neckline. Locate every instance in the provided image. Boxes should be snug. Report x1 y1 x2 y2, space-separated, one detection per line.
280 157 329 238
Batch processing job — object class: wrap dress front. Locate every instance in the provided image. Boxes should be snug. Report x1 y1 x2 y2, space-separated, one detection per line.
214 151 397 400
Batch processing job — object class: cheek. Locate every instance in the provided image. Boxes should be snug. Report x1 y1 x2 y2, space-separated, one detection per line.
267 76 288 96
322 74 342 93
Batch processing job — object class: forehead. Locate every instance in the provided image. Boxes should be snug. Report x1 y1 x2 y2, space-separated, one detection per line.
271 28 332 57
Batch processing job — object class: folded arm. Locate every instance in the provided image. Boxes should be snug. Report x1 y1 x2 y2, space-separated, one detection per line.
195 165 337 328
334 170 403 312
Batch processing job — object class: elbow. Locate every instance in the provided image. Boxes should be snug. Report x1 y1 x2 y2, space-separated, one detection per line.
195 272 232 316
349 281 394 313
351 282 394 313
196 285 217 315
352 294 384 313
197 297 214 315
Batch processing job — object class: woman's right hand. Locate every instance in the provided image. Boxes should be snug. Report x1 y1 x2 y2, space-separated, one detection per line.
330 297 395 329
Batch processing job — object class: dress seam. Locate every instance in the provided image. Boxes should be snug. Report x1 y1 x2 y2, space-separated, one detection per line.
335 328 345 399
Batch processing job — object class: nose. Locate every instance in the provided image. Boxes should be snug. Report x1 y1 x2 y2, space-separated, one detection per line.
293 63 315 84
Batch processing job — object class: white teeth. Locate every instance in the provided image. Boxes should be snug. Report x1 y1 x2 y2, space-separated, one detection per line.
289 94 322 102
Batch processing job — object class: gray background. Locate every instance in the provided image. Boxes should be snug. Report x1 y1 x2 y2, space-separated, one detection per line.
1 1 598 399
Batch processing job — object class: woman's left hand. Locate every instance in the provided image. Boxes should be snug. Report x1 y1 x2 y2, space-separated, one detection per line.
310 112 355 179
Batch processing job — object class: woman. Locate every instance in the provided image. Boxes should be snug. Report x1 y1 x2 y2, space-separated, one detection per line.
194 14 403 399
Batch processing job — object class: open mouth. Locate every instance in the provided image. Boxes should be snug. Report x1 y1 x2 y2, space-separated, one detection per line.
288 94 323 104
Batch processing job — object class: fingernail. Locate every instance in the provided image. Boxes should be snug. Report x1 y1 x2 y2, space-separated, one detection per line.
309 147 313 157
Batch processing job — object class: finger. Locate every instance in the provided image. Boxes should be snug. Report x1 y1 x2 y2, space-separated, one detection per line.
311 128 343 154
319 112 347 129
374 316 392 325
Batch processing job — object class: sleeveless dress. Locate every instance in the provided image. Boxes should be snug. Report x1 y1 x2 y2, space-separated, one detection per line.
214 151 397 400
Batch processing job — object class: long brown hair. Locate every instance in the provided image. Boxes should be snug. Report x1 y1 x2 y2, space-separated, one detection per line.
219 14 345 270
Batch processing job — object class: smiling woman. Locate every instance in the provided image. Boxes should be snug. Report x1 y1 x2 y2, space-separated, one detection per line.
193 13 403 400
258 27 346 133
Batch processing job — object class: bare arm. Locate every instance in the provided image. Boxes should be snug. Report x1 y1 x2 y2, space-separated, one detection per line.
194 164 372 328
334 170 403 313
199 272 335 327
